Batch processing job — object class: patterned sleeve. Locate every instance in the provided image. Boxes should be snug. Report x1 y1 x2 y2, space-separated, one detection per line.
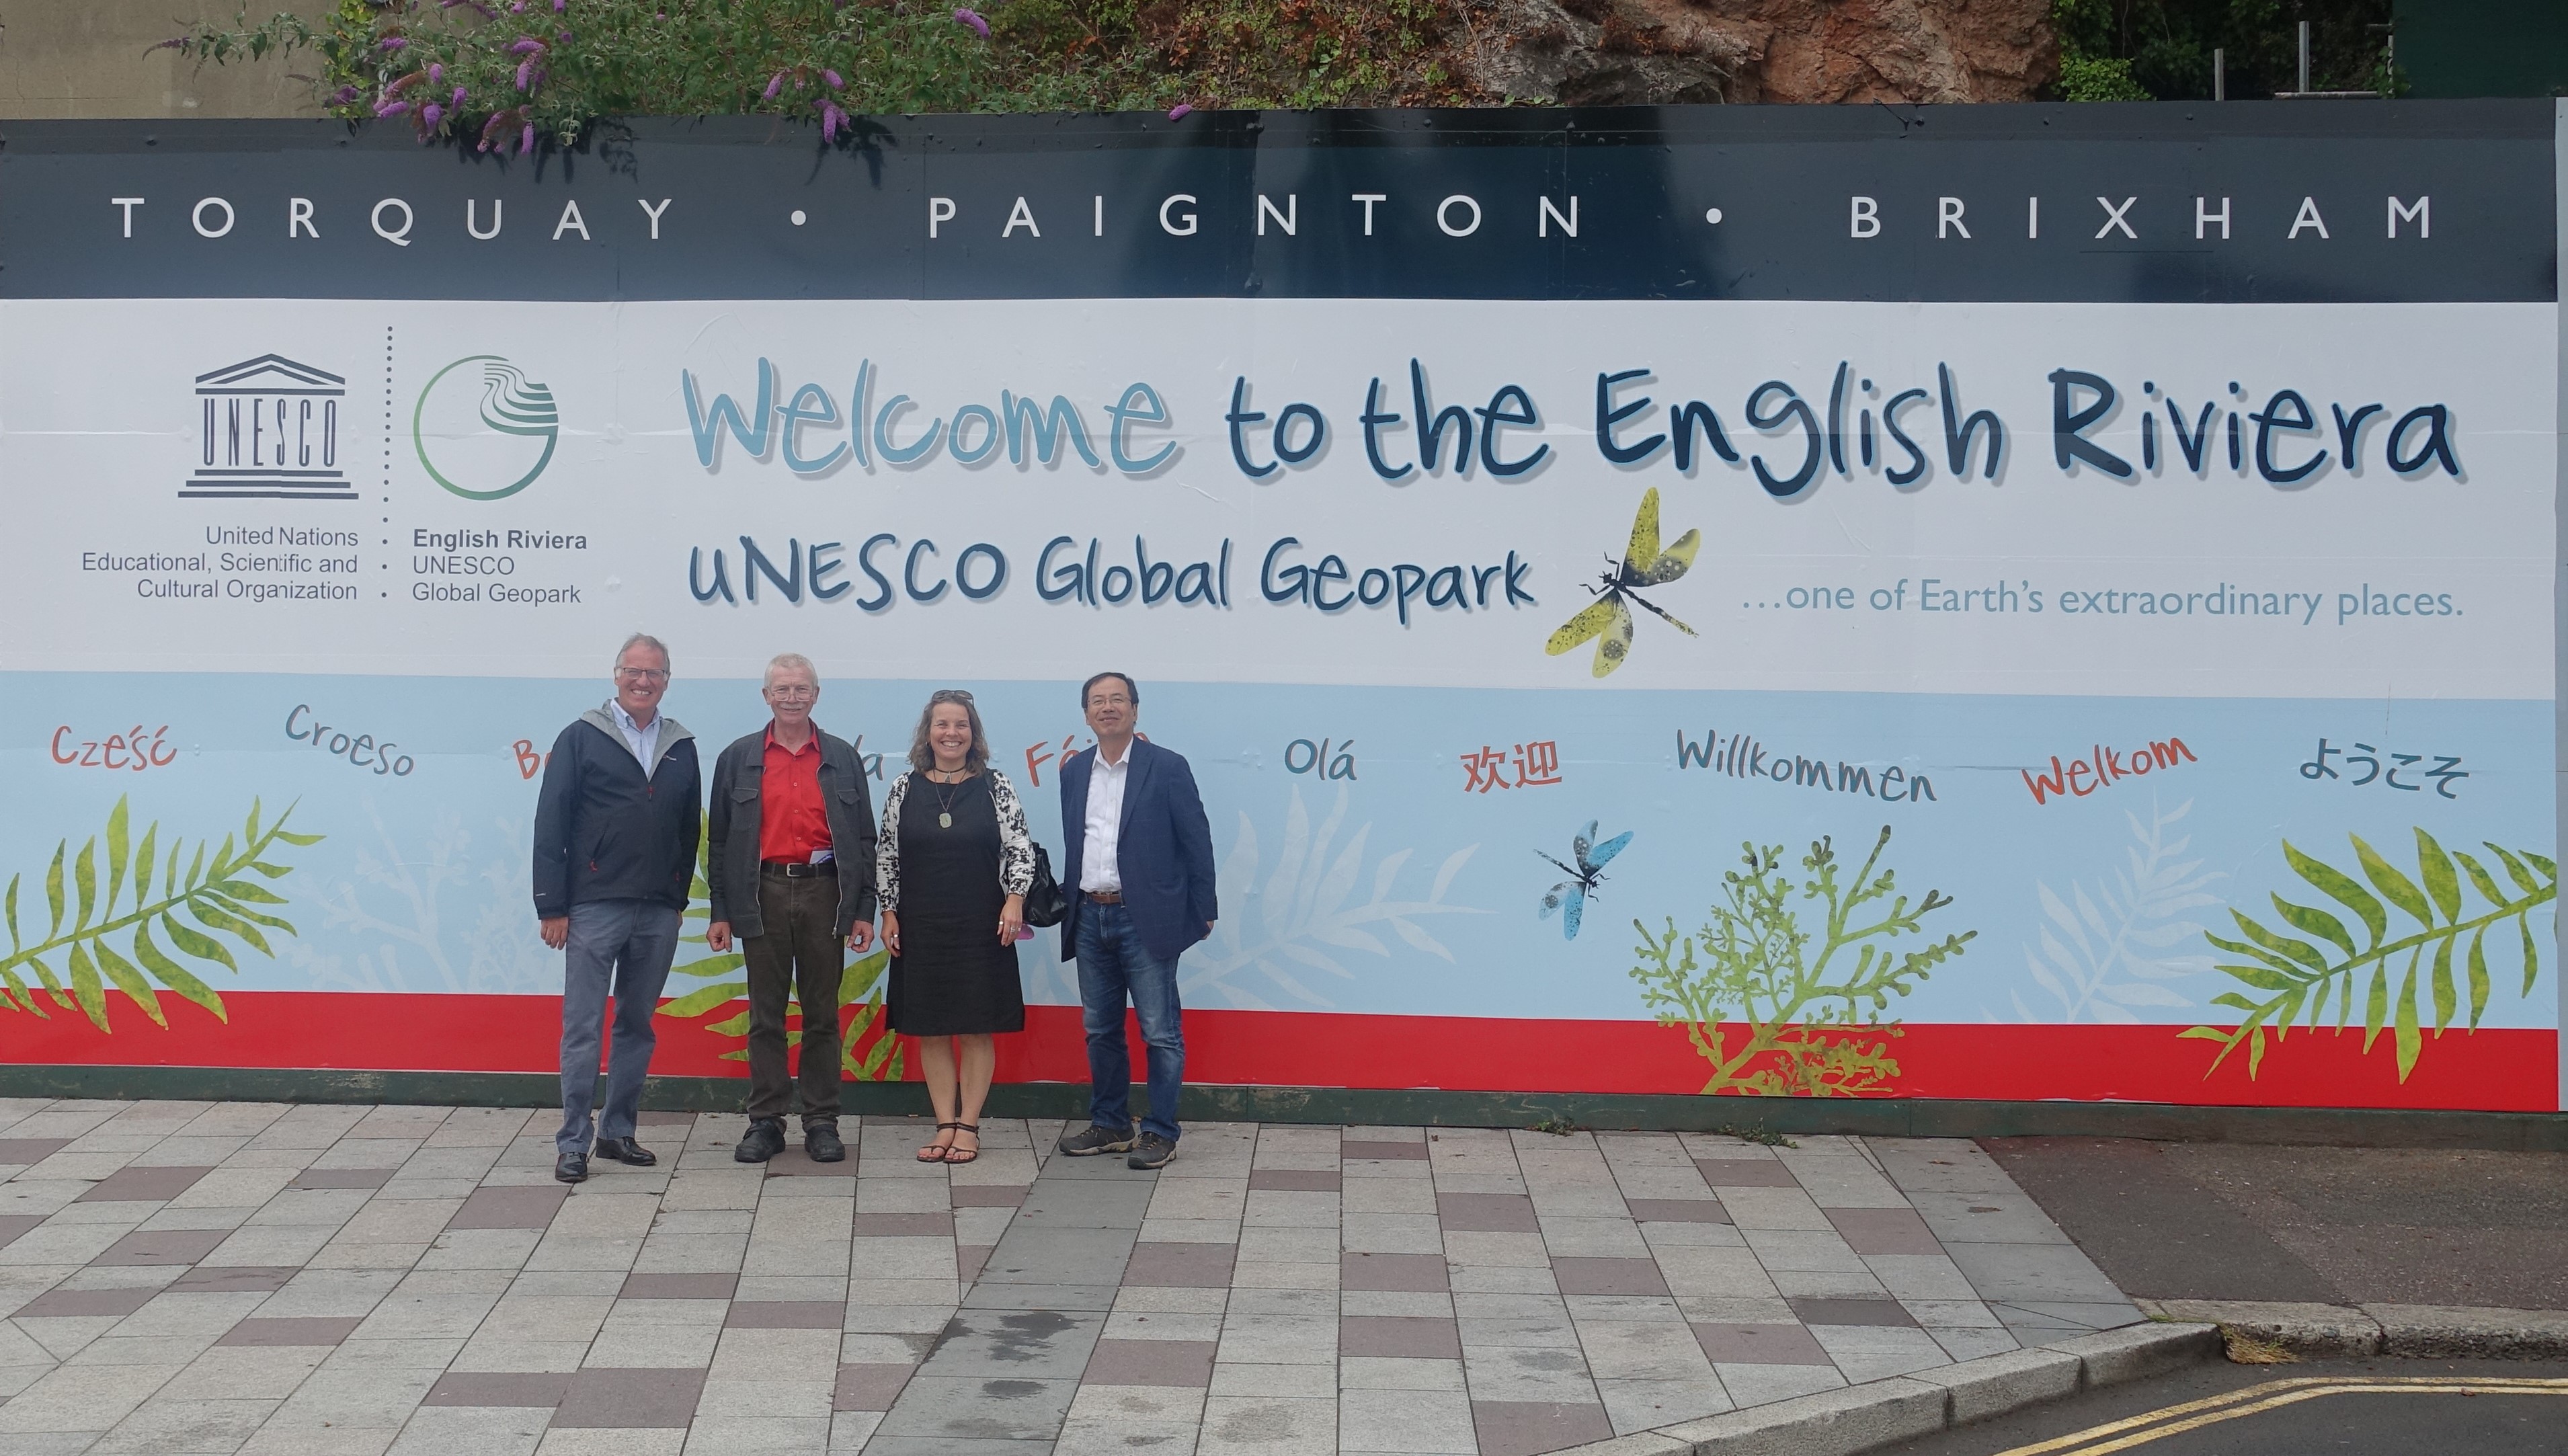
876 771 908 912
987 770 1037 896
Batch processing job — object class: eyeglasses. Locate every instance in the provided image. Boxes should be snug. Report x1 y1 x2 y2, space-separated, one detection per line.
615 667 670 682
936 690 975 702
766 686 817 699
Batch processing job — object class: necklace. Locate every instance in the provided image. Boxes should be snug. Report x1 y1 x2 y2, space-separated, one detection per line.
927 771 970 829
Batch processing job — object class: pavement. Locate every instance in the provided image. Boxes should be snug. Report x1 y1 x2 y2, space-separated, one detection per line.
1880 1355 2568 1456
1980 1137 2568 1310
0 1098 2155 1456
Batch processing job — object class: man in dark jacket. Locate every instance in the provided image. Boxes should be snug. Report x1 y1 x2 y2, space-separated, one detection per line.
533 633 701 1184
704 653 879 1166
1055 672 1217 1170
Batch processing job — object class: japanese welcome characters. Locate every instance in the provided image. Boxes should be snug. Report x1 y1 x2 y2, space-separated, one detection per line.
678 356 2464 495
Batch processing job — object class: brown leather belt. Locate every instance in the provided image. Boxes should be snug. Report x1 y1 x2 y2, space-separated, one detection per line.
761 860 834 879
1084 889 1123 904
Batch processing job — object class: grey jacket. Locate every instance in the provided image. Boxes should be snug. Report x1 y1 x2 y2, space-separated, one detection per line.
703 727 879 939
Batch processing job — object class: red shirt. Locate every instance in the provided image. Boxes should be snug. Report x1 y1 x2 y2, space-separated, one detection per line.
758 723 833 862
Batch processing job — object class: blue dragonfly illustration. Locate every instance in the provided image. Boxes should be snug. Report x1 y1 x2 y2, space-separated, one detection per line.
1537 821 1634 940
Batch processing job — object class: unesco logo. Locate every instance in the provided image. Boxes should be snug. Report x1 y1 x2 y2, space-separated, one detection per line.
412 354 561 501
186 354 354 501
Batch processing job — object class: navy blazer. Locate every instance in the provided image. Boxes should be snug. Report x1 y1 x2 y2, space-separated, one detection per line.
1058 737 1219 964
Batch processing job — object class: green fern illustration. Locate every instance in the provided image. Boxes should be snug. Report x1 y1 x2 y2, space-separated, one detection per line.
1631 825 1974 1096
657 832 901 1082
2183 829 2555 1082
0 796 321 1032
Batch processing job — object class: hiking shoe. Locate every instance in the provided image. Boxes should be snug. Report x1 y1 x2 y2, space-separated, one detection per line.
804 1122 846 1163
1057 1123 1135 1157
1127 1133 1177 1170
734 1118 787 1163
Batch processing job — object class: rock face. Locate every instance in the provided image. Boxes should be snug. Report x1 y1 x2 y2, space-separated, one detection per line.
1454 0 2058 106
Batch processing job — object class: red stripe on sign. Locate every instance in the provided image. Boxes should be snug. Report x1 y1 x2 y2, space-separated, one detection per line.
0 992 2552 1112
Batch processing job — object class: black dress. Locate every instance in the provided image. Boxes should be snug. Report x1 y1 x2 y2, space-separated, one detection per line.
885 771 1026 1036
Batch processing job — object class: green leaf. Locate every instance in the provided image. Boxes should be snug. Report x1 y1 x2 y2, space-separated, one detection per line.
2428 936 2456 1033
5 874 17 952
183 842 206 891
2467 928 2491 1028
24 954 63 994
2361 963 2389 1049
2524 850 2558 881
190 901 274 956
2414 829 2461 924
2205 932 2314 979
2270 896 2358 959
44 843 65 938
2522 914 2540 996
2393 951 2421 1080
239 860 292 880
204 878 287 906
132 825 158 915
658 981 746 1018
91 942 165 1028
72 840 97 932
2225 913 2328 974
0 963 33 1014
161 914 238 973
2352 835 2432 928
2286 841 2384 946
670 952 745 979
2208 961 2301 993
200 895 296 935
133 923 226 1019
2489 844 2542 897
272 828 323 847
2454 850 2506 907
244 800 263 846
67 944 109 1030
705 1010 753 1038
105 797 130 918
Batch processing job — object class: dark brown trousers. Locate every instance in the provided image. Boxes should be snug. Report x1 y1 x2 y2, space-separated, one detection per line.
744 871 843 1123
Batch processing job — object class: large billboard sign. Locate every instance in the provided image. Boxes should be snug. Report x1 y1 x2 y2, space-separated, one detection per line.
1 107 2559 1113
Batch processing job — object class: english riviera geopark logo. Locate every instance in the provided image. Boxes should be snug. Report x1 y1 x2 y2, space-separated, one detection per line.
412 354 561 501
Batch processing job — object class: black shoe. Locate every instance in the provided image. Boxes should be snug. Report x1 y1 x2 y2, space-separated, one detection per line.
1057 1123 1135 1157
735 1118 787 1163
1127 1133 1177 1170
554 1151 588 1184
592 1137 655 1167
804 1122 846 1163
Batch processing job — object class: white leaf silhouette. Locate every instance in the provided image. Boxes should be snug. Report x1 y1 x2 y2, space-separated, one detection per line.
1182 785 1486 1009
1997 795 2225 1024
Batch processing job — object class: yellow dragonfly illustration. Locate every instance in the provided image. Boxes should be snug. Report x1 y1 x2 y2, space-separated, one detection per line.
1545 487 1700 678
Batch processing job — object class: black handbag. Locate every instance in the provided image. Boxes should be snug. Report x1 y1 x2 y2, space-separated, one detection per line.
1022 842 1068 928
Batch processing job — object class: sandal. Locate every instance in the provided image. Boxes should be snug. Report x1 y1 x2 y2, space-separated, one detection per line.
916 1122 960 1163
942 1122 981 1166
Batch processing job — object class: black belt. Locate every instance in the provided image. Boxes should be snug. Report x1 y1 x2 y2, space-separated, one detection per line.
1084 889 1123 904
760 860 835 879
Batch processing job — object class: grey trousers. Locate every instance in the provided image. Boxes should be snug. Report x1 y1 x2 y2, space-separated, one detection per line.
557 897 681 1154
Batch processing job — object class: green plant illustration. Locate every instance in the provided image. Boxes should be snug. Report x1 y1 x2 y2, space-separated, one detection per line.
656 833 901 1081
1 797 321 1031
1631 826 1974 1097
2183 829 2556 1082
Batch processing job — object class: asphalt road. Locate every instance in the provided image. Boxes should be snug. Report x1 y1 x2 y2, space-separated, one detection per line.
1884 1356 2568 1456
1980 1137 2568 1309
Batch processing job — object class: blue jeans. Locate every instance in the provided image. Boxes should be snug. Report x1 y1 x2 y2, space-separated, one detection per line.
557 897 680 1154
1074 901 1186 1143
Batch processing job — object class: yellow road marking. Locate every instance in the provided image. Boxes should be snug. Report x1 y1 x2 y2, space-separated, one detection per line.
1993 1376 2568 1456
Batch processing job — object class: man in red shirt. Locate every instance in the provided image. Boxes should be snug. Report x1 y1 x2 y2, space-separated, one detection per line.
705 653 879 1163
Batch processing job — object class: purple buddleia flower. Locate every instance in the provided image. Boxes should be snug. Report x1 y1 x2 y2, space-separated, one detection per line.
517 59 534 89
453 85 467 106
428 63 443 82
511 1 526 11
377 99 411 116
553 0 565 10
381 36 407 50
822 102 844 141
559 30 571 41
1168 103 1193 120
421 103 442 127
509 37 544 54
521 122 537 155
764 71 785 99
329 85 362 104
954 8 988 38
823 69 843 88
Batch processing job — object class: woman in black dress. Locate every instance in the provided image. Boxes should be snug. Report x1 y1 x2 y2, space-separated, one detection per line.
876 689 1033 1164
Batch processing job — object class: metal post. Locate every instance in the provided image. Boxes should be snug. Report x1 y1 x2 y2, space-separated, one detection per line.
2213 48 2224 101
2298 20 2312 94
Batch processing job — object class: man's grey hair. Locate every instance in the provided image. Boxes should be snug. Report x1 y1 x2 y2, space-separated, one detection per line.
764 653 819 690
615 633 671 671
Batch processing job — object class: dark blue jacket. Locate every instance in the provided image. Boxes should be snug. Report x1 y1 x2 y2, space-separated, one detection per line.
1058 737 1217 964
532 706 702 916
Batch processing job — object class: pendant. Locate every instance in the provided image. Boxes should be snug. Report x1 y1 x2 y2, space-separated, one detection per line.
939 813 953 829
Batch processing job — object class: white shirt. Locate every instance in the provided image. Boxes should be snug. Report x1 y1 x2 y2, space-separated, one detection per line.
611 700 663 778
1080 745 1131 893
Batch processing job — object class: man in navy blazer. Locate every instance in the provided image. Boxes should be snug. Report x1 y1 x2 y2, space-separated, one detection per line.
1054 672 1217 1169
